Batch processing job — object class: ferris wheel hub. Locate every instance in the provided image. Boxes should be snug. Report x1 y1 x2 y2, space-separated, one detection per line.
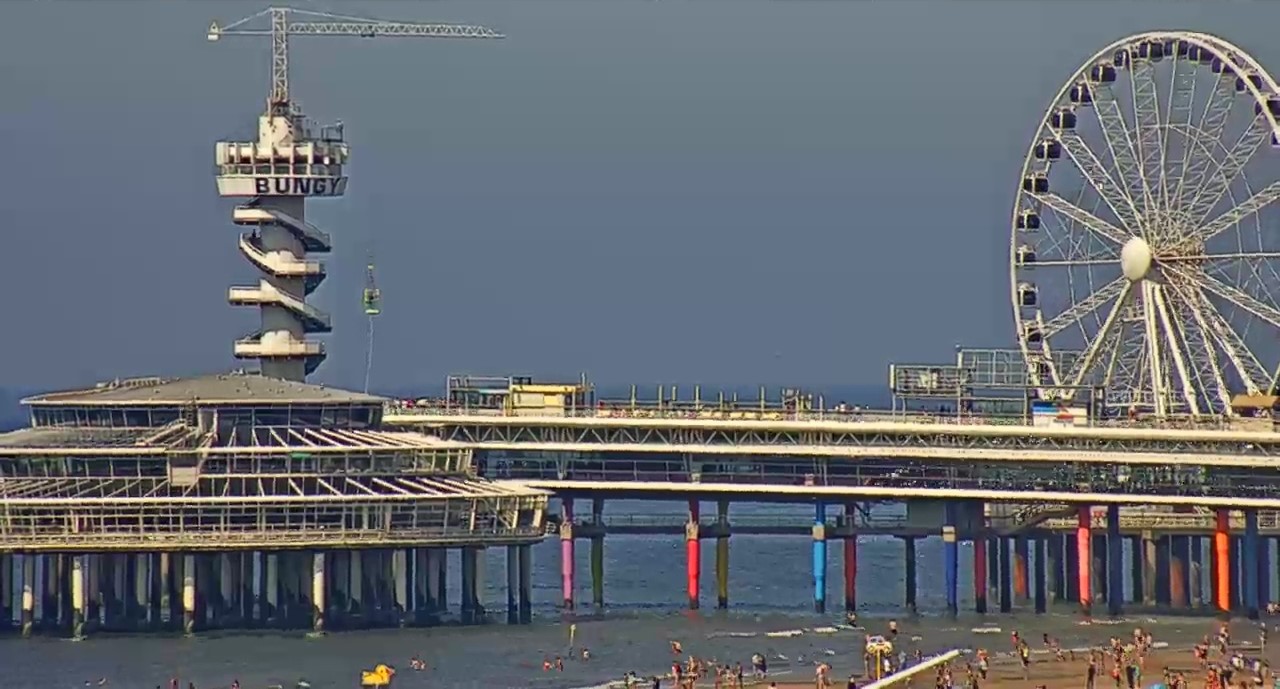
1120 236 1154 281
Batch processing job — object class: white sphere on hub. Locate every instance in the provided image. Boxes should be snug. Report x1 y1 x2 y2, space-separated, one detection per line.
1121 236 1153 281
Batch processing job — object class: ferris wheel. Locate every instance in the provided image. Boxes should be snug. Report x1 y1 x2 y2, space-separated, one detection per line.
1011 31 1280 417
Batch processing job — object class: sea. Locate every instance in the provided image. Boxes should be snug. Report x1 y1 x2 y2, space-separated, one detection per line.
0 501 1235 689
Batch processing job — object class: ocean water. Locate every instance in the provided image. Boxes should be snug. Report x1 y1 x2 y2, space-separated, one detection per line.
0 502 1233 689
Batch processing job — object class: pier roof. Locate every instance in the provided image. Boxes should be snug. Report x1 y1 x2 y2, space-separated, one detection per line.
22 371 385 407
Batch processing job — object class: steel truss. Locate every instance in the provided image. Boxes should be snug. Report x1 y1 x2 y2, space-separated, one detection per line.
0 473 546 552
410 417 1280 461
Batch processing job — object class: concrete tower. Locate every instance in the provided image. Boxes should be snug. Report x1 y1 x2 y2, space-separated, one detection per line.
215 106 345 381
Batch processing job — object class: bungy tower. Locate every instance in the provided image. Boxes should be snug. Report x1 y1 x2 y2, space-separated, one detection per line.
209 6 503 381
215 109 342 381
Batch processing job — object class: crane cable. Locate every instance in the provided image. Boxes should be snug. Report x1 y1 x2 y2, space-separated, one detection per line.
363 241 379 394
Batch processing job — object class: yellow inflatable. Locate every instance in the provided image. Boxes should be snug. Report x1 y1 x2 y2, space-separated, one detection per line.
360 664 396 687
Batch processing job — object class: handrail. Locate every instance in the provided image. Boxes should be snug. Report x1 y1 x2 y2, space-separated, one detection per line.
384 403 1242 431
558 511 1280 531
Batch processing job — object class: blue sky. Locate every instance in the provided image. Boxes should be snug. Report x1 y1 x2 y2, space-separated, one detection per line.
2 0 1277 392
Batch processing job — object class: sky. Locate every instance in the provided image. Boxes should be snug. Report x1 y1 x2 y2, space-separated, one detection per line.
2 0 1279 393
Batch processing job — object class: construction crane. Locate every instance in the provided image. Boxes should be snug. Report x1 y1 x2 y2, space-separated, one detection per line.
208 6 503 114
208 6 501 383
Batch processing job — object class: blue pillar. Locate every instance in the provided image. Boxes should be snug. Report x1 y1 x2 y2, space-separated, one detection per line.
1245 510 1260 619
1107 504 1122 616
1260 537 1273 612
813 502 827 614
1033 536 1047 614
942 503 958 616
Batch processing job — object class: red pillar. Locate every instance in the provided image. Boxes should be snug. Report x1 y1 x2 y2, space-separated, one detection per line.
1077 505 1092 616
1215 509 1231 614
844 534 857 612
973 537 988 613
686 500 700 610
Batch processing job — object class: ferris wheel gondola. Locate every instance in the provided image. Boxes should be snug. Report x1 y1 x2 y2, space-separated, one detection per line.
1011 31 1280 417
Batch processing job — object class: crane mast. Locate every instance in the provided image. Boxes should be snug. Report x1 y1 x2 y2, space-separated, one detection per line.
208 6 502 382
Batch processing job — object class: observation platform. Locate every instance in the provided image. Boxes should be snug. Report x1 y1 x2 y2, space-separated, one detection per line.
0 372 548 636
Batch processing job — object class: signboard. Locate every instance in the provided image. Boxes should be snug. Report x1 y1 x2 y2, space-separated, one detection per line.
1031 400 1089 428
216 176 347 198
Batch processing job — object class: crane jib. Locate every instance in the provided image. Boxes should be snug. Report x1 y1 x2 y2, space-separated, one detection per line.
254 177 345 196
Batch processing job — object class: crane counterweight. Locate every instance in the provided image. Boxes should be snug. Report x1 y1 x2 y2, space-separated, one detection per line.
210 5 502 382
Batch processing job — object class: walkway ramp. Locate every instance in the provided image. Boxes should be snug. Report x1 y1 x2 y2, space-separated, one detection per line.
232 205 331 252
228 281 332 333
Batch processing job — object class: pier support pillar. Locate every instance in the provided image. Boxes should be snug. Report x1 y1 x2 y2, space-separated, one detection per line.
311 552 326 635
182 554 196 635
265 552 280 625
1155 536 1172 607
716 500 730 609
560 499 575 611
460 547 474 624
591 498 605 608
412 549 429 621
1259 535 1272 612
1047 533 1062 604
997 536 1012 613
435 549 447 615
1215 510 1232 615
424 549 441 615
1190 536 1204 608
1141 533 1157 606
71 555 86 639
686 501 701 611
393 549 409 625
518 544 533 624
813 502 828 614
1013 536 1029 603
506 546 519 625
1107 504 1122 616
20 554 34 637
973 535 988 614
1076 505 1092 617
0 554 8 630
904 536 917 614
1245 509 1261 619
1033 536 1047 614
844 503 857 613
474 548 486 621
942 503 958 617
133 553 150 629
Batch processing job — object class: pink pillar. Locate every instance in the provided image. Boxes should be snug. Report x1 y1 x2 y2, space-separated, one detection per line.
561 499 575 609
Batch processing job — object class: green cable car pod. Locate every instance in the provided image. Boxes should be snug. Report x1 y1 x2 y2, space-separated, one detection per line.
362 263 382 316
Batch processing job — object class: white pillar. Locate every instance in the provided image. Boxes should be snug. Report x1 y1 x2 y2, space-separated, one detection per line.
392 550 408 620
20 555 34 637
311 552 326 634
251 552 263 622
71 555 86 638
426 550 441 611
134 554 150 625
182 554 196 634
266 553 279 620
474 547 486 617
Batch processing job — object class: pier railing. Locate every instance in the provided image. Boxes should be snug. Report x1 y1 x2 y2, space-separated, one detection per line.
385 402 1238 430
548 509 1280 534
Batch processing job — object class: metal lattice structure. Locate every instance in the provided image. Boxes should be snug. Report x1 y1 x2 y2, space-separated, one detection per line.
1013 32 1280 416
0 422 547 552
383 413 1280 461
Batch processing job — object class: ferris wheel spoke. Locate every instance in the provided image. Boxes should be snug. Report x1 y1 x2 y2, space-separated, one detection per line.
1194 180 1280 242
1055 131 1144 231
1166 251 1280 263
1162 48 1199 208
1093 87 1147 217
1185 113 1272 224
1181 268 1280 331
1033 258 1121 267
1151 281 1201 415
1034 193 1129 246
1166 282 1235 412
1172 75 1238 210
1130 58 1164 218
1042 276 1128 338
1179 280 1269 394
1060 280 1131 390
